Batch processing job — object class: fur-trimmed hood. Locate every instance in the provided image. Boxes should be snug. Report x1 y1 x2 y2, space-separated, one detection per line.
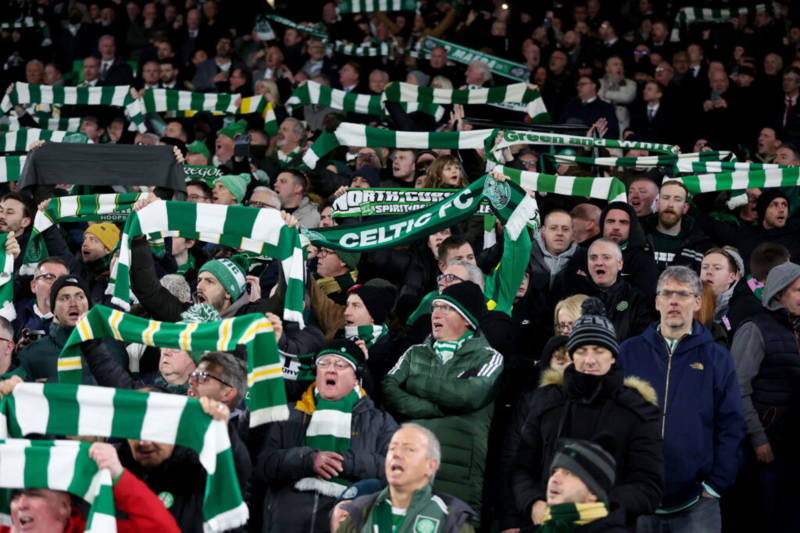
538 367 658 406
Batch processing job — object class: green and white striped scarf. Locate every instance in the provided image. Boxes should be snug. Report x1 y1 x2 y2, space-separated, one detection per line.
6 115 83 132
0 83 145 133
0 155 25 183
265 15 329 40
0 382 248 532
383 82 551 122
0 128 87 152
0 17 36 29
666 167 800 195
239 95 278 136
21 193 143 276
671 4 769 42
0 234 14 321
493 129 679 155
0 439 116 532
433 331 473 364
496 166 628 203
57 304 288 427
344 324 387 349
338 0 417 13
332 40 394 57
296 387 363 495
544 151 735 170
112 201 306 327
303 122 495 168
414 36 530 83
140 88 239 114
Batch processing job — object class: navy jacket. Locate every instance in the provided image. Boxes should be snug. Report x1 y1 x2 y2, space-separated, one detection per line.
618 321 744 509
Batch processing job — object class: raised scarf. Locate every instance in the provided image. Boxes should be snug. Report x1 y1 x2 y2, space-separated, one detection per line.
345 324 388 349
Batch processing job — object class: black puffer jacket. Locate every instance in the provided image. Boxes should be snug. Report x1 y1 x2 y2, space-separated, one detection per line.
507 365 663 529
255 386 398 532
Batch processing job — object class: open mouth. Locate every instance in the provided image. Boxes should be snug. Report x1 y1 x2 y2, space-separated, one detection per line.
345 319 354 326
389 464 404 473
68 309 81 320
17 515 33 528
196 293 206 303
324 377 336 386
594 268 606 276
432 321 443 333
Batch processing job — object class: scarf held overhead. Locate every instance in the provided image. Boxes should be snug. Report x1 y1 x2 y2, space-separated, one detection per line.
0 382 247 532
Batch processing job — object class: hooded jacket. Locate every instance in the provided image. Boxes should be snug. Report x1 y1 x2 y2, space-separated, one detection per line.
618 322 745 509
506 365 662 529
532 232 579 290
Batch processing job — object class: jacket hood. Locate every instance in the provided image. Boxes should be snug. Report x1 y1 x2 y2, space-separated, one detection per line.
533 231 578 260
762 261 800 311
638 320 714 353
539 366 658 406
600 201 647 248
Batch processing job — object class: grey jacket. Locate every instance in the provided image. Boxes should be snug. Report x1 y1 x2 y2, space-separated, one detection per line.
531 232 578 289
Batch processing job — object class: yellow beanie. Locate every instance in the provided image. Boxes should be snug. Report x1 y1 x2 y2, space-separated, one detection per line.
84 223 121 252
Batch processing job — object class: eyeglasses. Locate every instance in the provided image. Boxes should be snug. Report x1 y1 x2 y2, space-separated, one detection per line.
521 159 538 167
187 194 209 201
656 289 696 300
34 273 58 282
189 370 233 388
436 273 464 284
316 358 352 370
555 322 573 332
0 337 11 344
247 200 274 209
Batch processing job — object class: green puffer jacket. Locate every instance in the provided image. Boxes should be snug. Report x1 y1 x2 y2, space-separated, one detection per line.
382 331 503 516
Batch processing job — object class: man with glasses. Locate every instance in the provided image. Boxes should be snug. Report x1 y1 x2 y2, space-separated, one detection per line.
559 75 620 139
185 180 212 203
246 186 281 210
619 266 744 533
256 339 397 532
384 281 502 519
12 257 68 343
0 316 15 375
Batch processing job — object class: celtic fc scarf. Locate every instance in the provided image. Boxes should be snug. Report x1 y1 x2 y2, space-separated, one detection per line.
338 0 417 13
56 304 288 427
265 15 328 40
0 83 145 133
0 128 87 152
140 88 239 114
239 95 278 136
544 151 735 170
415 36 530 83
539 502 609 533
20 193 143 276
295 385 363 495
0 234 14 321
6 114 83 132
344 324 387 349
367 485 450 533
383 82 551 122
494 129 679 155
496 166 628 203
0 155 25 183
0 439 116 532
667 167 800 195
0 382 248 532
671 4 769 42
112 201 306 327
433 331 473 364
332 40 394 57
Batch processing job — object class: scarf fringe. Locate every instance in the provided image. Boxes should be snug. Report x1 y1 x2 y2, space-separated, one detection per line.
294 477 347 498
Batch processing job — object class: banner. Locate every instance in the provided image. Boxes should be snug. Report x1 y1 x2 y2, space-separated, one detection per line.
416 36 530 83
331 188 495 217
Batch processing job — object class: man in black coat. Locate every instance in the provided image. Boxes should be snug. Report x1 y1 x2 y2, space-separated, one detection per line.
628 80 675 144
560 75 619 139
97 34 134 86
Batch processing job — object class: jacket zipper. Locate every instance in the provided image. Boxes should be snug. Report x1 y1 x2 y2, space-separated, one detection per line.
662 350 672 438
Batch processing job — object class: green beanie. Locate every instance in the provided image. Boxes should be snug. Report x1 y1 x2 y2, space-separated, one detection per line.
218 119 248 139
187 140 211 159
336 249 361 270
214 173 250 204
198 254 250 300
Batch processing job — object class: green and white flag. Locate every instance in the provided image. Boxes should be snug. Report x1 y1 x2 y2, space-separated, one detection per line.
332 40 394 57
667 167 800 195
671 4 768 42
141 88 239 114
0 128 87 153
383 82 551 122
0 234 14 321
0 439 116 532
338 0 417 13
303 122 496 168
544 151 735 169
265 15 329 40
21 193 143 276
0 382 248 532
416 36 530 82
0 155 25 182
112 201 306 327
58 305 288 427
239 95 278 136
494 129 679 155
496 166 628 203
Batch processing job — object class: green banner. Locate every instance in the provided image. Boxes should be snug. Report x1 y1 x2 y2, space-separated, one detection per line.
417 36 529 82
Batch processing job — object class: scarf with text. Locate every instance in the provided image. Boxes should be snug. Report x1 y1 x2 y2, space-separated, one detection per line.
0 382 247 532
383 82 550 122
0 439 115 532
112 200 306 327
265 15 328 40
494 129 679 155
368 485 450 533
57 305 288 426
414 36 529 82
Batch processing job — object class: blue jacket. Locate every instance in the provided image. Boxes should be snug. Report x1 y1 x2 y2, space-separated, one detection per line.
618 321 744 509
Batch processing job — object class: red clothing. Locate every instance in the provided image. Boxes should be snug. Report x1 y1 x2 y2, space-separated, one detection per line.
0 469 179 533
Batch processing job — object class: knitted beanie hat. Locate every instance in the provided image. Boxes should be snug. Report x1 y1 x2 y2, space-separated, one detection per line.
756 189 789 225
217 118 247 139
50 275 90 313
349 282 397 324
567 297 619 358
550 438 617 503
84 223 120 252
351 166 381 188
336 249 361 270
186 140 211 159
214 173 251 204
316 339 366 372
432 281 485 330
198 255 249 300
